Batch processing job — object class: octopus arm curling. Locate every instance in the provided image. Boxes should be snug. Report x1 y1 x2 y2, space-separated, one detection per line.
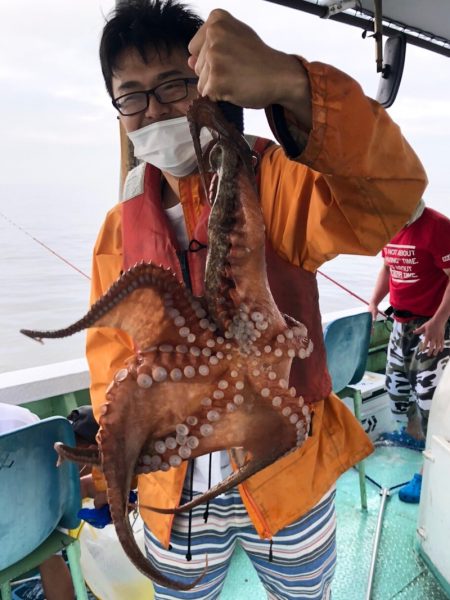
54 442 100 467
140 446 291 515
189 98 286 343
100 395 208 590
21 263 209 352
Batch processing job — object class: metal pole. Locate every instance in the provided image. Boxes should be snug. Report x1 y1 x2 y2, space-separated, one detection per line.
352 389 368 510
366 487 389 600
373 0 384 73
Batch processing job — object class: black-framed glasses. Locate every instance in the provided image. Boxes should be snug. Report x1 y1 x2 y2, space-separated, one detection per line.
112 77 198 116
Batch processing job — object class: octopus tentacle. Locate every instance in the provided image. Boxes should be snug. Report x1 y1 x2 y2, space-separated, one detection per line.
99 385 208 589
140 454 279 515
54 442 100 466
188 98 285 345
21 263 213 351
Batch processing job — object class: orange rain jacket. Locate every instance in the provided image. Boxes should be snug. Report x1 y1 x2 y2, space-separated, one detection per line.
87 59 427 547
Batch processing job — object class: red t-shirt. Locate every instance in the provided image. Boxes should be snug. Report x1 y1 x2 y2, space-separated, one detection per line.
382 208 450 320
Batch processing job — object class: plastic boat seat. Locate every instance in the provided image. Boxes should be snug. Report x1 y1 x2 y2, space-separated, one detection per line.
0 416 88 600
323 312 373 510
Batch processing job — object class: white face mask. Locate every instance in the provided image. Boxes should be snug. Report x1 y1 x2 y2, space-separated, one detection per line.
127 116 213 177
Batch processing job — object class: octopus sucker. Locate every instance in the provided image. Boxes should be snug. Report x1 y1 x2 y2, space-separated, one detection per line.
20 97 314 588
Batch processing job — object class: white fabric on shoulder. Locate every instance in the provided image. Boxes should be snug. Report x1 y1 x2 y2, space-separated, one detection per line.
121 162 146 202
164 202 190 251
406 198 426 226
0 403 40 434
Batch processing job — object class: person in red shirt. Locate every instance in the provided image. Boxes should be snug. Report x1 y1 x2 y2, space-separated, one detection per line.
369 200 450 502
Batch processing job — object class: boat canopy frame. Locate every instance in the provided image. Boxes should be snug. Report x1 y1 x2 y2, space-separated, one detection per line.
262 0 450 58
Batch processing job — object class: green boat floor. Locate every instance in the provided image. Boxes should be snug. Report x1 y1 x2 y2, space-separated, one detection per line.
8 445 448 599
220 445 449 599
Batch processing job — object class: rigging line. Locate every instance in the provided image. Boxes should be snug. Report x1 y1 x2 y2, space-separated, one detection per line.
0 210 91 281
317 269 387 318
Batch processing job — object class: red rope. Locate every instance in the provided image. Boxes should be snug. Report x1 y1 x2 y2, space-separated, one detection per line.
0 211 91 280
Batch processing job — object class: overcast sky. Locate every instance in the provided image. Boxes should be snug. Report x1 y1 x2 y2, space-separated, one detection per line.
1 0 448 371
0 0 449 229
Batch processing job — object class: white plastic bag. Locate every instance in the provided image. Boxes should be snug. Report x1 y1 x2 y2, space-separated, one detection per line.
78 503 154 600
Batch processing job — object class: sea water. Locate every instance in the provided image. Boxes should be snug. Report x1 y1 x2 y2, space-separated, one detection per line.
1 178 448 375
0 190 384 374
3 197 449 374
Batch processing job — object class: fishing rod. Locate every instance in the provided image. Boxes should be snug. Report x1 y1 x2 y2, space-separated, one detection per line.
0 210 91 281
317 269 387 318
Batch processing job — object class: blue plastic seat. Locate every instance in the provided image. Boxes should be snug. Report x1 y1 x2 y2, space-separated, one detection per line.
323 312 373 509
0 416 88 599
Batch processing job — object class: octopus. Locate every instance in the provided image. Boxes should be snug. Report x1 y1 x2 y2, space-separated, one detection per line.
21 97 313 590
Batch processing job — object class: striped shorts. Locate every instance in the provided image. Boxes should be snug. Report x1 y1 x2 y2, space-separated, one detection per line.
144 486 336 599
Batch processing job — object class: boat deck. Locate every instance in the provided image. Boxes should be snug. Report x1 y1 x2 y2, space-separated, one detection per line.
221 445 448 600
10 445 448 599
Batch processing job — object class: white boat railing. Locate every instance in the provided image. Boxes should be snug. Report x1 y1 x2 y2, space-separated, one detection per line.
0 358 90 406
0 308 379 407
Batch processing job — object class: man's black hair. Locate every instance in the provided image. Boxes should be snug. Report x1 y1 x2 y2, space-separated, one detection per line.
100 0 203 98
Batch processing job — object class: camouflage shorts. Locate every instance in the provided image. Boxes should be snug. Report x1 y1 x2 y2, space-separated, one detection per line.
385 317 450 435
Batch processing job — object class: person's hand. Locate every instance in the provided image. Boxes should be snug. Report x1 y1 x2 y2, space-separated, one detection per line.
80 474 108 507
414 316 447 356
93 490 108 509
188 9 310 117
80 474 94 499
367 302 379 324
